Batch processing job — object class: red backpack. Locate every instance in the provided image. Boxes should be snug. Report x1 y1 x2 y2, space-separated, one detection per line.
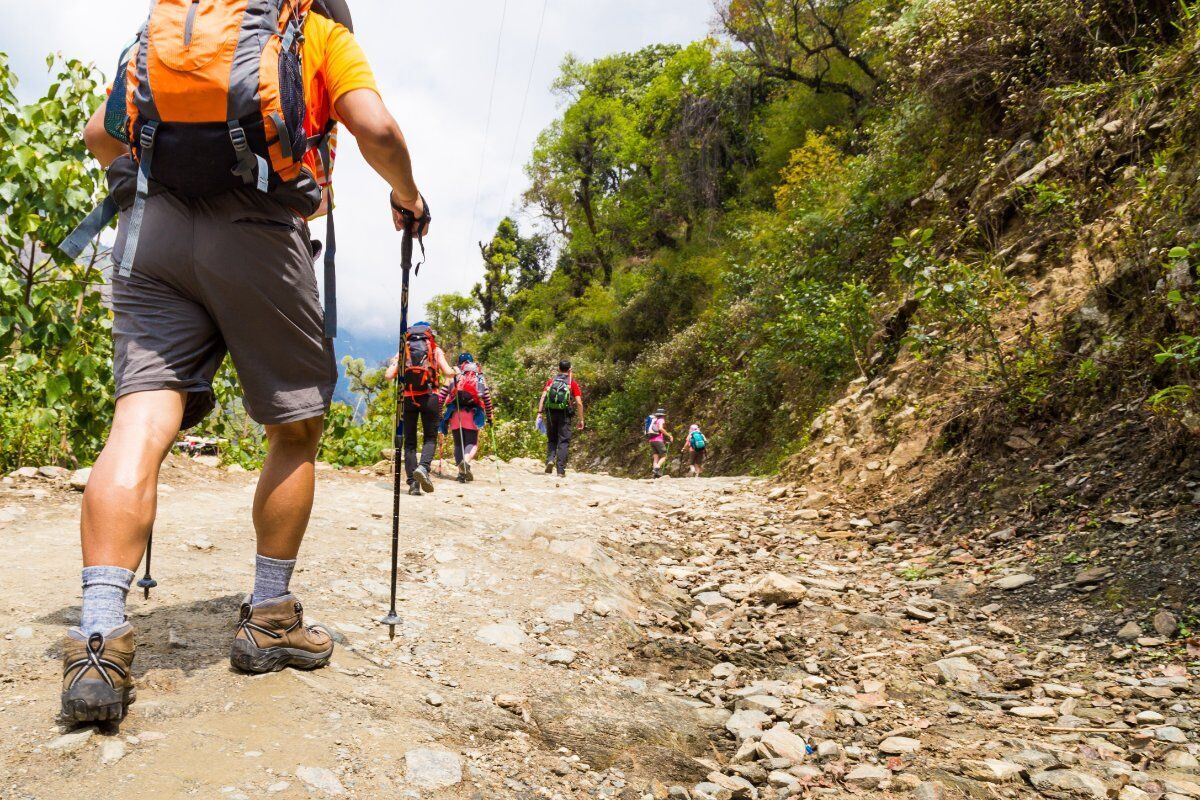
454 371 483 408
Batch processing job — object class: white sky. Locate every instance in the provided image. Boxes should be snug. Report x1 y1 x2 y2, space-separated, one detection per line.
0 0 715 340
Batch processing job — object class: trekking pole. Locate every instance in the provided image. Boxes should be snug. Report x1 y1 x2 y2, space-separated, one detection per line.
381 211 417 641
488 421 504 490
138 528 158 599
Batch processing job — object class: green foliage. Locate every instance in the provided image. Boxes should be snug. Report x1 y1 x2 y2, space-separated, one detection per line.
0 55 112 471
891 229 1021 385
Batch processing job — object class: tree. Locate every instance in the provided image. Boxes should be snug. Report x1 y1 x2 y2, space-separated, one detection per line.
717 0 882 111
474 218 521 331
0 54 113 469
425 292 476 354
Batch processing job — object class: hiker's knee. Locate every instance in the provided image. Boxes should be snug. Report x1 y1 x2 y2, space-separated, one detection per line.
109 391 185 457
265 417 324 453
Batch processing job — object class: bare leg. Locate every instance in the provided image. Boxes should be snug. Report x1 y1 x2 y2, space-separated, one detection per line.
81 391 186 570
254 417 324 560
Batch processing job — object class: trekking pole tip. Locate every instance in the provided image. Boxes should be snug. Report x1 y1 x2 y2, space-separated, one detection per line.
381 612 402 640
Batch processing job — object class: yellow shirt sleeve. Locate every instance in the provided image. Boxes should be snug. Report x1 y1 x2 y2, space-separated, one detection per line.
314 15 379 123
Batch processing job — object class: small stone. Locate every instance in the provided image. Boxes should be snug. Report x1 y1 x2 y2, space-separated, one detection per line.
1154 610 1179 638
760 723 809 763
296 766 344 796
925 657 980 686
187 537 215 551
879 736 921 755
404 748 463 789
425 692 444 707
99 738 127 765
542 648 577 665
905 605 938 622
1117 621 1143 640
1156 726 1189 744
70 468 91 491
1074 566 1112 587
992 574 1035 590
1119 787 1151 800
1009 706 1057 719
913 782 944 800
961 759 1023 784
1136 710 1165 724
9 467 38 479
725 709 771 742
1164 750 1200 772
545 602 584 623
49 728 95 751
167 629 188 649
1029 769 1107 799
267 781 289 793
749 572 808 606
696 591 734 608
475 622 527 652
846 764 891 789
13 626 33 639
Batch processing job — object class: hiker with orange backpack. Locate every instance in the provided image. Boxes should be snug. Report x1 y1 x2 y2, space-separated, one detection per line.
437 353 495 483
57 0 430 723
385 323 457 496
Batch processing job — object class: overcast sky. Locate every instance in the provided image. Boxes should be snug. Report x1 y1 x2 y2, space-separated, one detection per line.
1 0 715 341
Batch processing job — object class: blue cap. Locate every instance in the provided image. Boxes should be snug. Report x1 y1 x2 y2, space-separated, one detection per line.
458 352 475 365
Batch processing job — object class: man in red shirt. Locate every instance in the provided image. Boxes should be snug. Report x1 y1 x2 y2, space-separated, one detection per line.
536 360 585 477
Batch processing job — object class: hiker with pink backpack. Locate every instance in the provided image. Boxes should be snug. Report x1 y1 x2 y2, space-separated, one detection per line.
438 353 495 483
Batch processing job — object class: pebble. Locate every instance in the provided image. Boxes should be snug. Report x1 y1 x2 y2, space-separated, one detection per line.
296 766 344 796
879 736 921 754
760 724 809 763
48 728 95 752
845 764 891 788
992 573 1035 590
542 648 577 665
98 738 127 765
1029 769 1107 799
475 622 528 652
1117 621 1143 640
404 748 463 789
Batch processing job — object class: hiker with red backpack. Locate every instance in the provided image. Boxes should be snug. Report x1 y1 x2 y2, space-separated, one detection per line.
385 323 457 496
437 353 495 483
57 0 431 722
536 360 585 478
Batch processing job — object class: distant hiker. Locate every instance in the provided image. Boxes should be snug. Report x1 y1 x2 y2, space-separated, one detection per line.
438 353 495 483
645 408 673 479
60 0 429 722
536 360 585 478
682 424 708 478
385 323 457 496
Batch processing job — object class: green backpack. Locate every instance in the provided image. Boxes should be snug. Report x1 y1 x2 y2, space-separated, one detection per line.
546 374 573 411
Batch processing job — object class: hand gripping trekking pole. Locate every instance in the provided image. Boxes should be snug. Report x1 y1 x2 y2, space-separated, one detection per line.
381 198 430 641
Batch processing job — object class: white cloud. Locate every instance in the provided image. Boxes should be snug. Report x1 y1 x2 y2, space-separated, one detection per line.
0 0 714 339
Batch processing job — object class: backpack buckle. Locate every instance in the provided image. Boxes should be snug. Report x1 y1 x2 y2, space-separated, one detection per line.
138 122 158 150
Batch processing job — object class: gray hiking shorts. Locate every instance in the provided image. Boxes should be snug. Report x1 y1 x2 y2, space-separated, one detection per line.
111 183 336 430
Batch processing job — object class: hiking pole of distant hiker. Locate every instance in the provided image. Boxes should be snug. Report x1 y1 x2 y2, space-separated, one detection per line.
488 420 503 489
138 526 158 599
451 374 467 480
381 214 416 640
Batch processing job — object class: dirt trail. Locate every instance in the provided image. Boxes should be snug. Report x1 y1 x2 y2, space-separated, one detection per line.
0 458 1196 799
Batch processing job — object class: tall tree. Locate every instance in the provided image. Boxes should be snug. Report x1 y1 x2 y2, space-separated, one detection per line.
425 293 476 354
717 0 881 111
474 218 521 332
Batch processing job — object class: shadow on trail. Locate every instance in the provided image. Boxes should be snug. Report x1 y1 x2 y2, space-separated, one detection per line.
37 593 243 679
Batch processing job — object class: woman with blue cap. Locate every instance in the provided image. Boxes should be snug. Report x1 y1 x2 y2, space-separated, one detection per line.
437 353 495 482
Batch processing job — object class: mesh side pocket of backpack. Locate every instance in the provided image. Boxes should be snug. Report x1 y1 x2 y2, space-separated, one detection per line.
104 57 132 145
278 48 307 160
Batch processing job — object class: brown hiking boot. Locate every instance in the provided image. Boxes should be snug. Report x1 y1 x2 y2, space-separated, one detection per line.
60 623 136 722
230 594 333 674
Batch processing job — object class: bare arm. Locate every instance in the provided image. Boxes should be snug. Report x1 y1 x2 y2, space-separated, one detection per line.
537 389 548 416
83 104 130 169
334 88 428 233
575 396 585 428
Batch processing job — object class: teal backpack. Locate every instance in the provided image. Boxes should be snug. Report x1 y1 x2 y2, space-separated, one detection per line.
689 430 707 450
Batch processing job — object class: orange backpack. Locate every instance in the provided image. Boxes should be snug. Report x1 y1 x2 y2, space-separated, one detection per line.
62 0 331 313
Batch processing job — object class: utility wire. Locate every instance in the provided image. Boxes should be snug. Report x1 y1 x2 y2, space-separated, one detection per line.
465 0 510 268
495 0 550 224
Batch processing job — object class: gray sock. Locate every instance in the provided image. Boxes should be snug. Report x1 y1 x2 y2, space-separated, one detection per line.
252 554 296 604
80 566 135 636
